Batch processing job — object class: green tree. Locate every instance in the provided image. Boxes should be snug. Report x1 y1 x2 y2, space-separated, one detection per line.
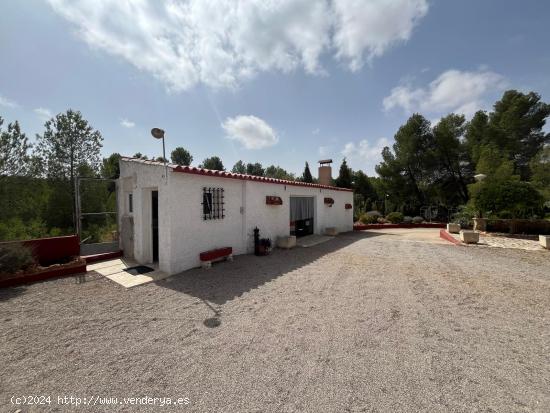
376 114 434 210
133 152 148 159
231 160 246 174
101 153 121 180
200 156 224 171
246 162 264 176
353 170 376 200
155 156 168 163
487 90 549 179
35 109 103 180
335 158 353 188
170 147 193 166
530 147 550 201
472 180 544 218
0 117 32 176
265 165 295 180
301 162 313 183
464 110 490 165
466 91 550 180
432 113 471 203
34 109 103 229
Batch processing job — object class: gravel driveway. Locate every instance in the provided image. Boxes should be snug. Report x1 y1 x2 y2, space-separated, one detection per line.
1 229 549 412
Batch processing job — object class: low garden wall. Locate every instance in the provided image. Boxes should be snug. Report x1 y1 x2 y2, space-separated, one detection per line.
486 219 550 235
3 234 81 266
0 234 85 288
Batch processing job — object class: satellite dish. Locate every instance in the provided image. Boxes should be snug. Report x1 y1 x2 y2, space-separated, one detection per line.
151 128 165 139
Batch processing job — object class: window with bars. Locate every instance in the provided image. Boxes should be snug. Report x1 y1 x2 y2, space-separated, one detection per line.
202 187 225 220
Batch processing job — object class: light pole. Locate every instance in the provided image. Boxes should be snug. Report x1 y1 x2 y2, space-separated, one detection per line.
151 127 168 182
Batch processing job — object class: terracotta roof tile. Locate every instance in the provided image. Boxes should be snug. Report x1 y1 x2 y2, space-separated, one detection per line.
121 157 353 192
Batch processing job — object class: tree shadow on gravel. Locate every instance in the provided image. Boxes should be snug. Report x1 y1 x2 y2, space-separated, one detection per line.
155 231 382 306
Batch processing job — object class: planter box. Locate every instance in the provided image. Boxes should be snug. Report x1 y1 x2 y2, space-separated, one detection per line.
0 259 87 288
266 196 283 205
460 230 479 244
0 235 80 267
540 235 550 249
447 223 461 234
276 236 296 249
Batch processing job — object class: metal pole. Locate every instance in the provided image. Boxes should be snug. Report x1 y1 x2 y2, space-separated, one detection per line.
74 177 81 241
162 136 168 183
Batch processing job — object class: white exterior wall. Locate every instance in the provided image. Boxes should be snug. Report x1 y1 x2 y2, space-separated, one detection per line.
166 173 246 275
119 160 353 275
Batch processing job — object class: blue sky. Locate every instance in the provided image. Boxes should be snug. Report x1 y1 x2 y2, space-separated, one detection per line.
1 0 549 176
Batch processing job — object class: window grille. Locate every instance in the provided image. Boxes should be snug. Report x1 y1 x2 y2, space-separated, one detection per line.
128 193 133 213
202 187 225 220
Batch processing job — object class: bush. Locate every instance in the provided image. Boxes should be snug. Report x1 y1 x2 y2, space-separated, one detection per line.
386 212 404 224
0 243 36 274
366 210 382 217
412 216 424 224
403 216 413 224
377 217 387 224
359 214 378 224
473 180 544 218
451 205 476 228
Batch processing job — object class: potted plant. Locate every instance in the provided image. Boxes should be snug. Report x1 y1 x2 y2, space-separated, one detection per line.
257 238 272 256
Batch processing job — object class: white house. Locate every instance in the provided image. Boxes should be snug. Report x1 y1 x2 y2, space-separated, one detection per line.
117 157 354 275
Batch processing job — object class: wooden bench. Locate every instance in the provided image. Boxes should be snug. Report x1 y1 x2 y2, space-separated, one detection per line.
199 247 233 269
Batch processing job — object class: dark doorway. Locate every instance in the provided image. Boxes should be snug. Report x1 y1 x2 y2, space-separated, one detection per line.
152 190 159 262
290 197 314 237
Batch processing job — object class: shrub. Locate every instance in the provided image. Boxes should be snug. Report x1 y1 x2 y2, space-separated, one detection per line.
359 214 378 224
377 217 387 224
366 210 382 217
412 216 424 224
472 180 544 218
403 216 413 224
386 212 404 224
451 205 476 228
0 243 36 274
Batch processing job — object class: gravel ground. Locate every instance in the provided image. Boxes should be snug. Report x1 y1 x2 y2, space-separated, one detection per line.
1 229 549 412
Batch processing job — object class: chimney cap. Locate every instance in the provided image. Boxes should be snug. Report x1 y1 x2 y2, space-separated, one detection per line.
318 159 332 165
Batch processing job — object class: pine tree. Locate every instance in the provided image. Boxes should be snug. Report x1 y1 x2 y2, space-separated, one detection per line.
301 162 313 183
0 117 32 176
170 147 193 166
335 158 353 188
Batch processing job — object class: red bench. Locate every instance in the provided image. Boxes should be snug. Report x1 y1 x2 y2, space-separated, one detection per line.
199 247 233 268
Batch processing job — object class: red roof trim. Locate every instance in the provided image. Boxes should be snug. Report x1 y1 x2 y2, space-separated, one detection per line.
121 157 353 192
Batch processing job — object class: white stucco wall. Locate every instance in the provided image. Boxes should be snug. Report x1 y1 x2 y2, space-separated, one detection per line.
119 159 353 275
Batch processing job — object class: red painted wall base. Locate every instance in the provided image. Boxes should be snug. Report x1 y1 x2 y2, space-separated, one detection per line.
0 263 87 288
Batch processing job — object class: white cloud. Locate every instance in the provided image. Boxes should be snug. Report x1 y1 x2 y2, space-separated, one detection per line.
332 0 428 71
120 118 135 128
383 69 507 118
222 115 278 150
47 0 429 91
312 128 320 135
0 95 19 108
341 137 390 173
34 107 53 121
